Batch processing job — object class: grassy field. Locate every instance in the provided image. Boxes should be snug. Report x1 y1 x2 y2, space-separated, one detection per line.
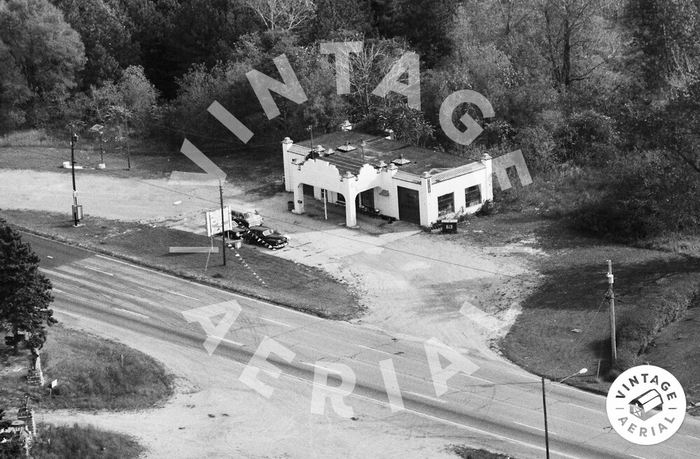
454 211 700 405
1 209 363 320
0 132 283 198
30 423 143 458
0 324 172 411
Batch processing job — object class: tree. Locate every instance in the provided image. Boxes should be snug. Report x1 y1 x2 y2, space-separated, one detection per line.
373 97 435 146
0 220 56 351
623 0 700 93
53 0 138 88
535 0 621 89
0 0 85 130
91 65 158 135
392 0 460 67
619 0 700 172
242 0 316 31
310 0 371 40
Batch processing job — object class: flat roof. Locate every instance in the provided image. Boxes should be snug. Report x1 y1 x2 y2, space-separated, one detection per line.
293 131 480 176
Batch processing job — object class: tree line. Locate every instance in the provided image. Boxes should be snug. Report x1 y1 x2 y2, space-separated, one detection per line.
1 0 698 239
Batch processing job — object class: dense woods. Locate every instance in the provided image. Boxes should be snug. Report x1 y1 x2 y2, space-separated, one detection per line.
1 0 698 240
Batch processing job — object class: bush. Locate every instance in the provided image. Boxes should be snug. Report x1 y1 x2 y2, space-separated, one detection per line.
557 109 619 164
476 200 496 216
31 423 143 459
571 152 700 241
516 125 559 173
616 274 699 367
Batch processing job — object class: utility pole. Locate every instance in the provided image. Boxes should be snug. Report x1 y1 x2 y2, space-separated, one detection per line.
125 119 131 170
70 133 81 227
541 376 550 459
323 189 328 220
307 125 314 147
219 180 227 266
606 260 617 363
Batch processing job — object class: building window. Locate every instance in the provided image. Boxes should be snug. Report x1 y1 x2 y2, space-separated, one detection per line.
465 185 481 207
437 192 454 216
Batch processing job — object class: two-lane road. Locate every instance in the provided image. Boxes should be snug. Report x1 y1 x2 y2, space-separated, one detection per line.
25 233 700 458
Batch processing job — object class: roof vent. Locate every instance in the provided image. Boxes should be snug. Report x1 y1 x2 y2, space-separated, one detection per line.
337 141 356 152
307 145 325 160
392 153 411 166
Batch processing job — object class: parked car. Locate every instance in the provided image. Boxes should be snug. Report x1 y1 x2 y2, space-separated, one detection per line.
244 226 289 250
223 224 249 240
231 208 263 227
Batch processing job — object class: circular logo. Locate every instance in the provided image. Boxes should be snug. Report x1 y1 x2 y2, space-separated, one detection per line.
606 365 686 445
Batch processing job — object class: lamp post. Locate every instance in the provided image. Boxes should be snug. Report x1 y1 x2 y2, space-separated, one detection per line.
89 124 105 168
219 180 226 266
69 133 82 227
559 367 588 384
541 377 550 459
541 367 588 458
306 125 314 147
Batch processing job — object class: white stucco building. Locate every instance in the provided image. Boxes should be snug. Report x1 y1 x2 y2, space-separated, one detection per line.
282 130 493 228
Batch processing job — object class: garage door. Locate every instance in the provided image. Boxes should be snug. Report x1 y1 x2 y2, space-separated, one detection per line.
397 186 420 224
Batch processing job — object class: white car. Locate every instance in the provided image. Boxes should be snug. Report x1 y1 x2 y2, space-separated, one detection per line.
231 209 263 227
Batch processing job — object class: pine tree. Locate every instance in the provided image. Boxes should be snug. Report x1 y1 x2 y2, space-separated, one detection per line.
0 220 56 351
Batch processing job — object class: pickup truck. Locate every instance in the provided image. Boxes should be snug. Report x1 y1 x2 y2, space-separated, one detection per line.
230 209 263 227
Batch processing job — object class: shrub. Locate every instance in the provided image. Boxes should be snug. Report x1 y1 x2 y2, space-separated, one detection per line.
516 125 559 173
476 200 496 216
571 152 700 241
557 109 619 164
616 274 699 366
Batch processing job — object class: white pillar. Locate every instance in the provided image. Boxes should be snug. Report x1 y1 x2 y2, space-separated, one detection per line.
345 192 357 227
293 183 305 214
419 172 433 227
481 153 493 201
342 171 358 228
282 137 294 192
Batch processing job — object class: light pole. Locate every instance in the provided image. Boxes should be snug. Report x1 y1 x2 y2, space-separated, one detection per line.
89 124 105 168
219 180 227 266
541 368 587 458
541 377 550 459
306 125 314 147
559 367 588 384
70 133 82 227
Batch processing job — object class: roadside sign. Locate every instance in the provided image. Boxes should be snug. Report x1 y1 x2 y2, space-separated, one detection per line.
205 206 232 237
50 379 58 389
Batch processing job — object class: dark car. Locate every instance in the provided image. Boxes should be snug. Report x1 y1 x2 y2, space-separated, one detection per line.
244 226 289 250
223 224 249 240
